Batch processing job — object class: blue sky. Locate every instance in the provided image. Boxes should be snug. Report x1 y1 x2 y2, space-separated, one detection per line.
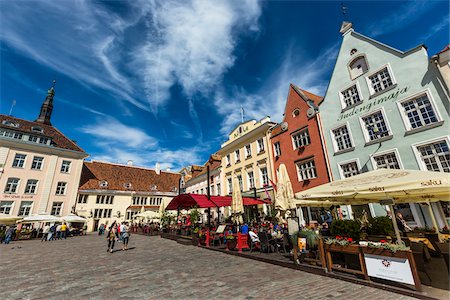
0 0 448 170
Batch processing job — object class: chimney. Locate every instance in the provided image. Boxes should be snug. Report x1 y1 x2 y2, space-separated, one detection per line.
127 160 133 166
155 162 160 175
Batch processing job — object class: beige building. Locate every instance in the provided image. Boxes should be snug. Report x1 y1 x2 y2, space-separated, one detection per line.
75 161 180 231
432 45 450 94
0 84 88 218
217 117 276 208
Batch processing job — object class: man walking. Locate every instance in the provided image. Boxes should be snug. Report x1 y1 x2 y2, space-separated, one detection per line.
4 226 15 244
61 223 68 239
42 224 50 242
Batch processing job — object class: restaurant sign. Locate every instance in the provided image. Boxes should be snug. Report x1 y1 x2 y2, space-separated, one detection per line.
364 254 414 285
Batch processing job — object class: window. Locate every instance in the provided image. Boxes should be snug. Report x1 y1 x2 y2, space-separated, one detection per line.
0 201 13 214
18 201 33 216
416 140 450 173
292 108 300 117
61 160 71 173
55 182 67 195
235 149 240 162
4 178 19 193
399 93 440 131
28 135 39 143
340 84 362 109
227 177 232 194
245 144 252 157
260 167 268 186
99 181 108 188
237 175 243 191
24 179 38 194
257 138 265 153
274 142 281 157
226 154 231 166
200 188 204 194
367 66 394 95
31 157 44 170
39 137 48 144
78 194 88 204
348 56 368 79
296 159 317 181
51 202 63 216
132 196 144 205
332 125 353 152
373 152 401 169
248 171 255 189
292 129 310 149
0 129 22 139
210 185 215 195
216 183 221 196
361 110 390 142
339 161 360 178
12 153 26 168
31 126 43 133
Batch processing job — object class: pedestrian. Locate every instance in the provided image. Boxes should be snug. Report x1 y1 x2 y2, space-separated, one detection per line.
82 223 87 235
56 223 62 240
4 226 15 244
61 223 68 239
122 222 130 251
107 222 117 253
42 224 50 242
48 224 56 241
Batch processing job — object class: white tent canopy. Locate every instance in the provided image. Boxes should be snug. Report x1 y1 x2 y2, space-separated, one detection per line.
295 168 450 204
134 210 160 220
61 214 87 223
0 214 22 225
19 214 62 223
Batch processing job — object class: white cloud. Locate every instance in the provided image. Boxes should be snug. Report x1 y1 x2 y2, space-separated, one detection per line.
419 15 449 42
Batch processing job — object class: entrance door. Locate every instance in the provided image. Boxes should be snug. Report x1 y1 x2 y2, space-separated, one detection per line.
93 219 99 232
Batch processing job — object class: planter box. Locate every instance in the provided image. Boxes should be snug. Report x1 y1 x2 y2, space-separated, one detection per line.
226 239 237 250
361 247 409 258
326 243 360 254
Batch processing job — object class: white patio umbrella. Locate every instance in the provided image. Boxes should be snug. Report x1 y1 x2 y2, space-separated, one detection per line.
275 164 296 211
61 214 87 223
19 214 62 223
231 173 244 225
135 210 159 219
0 214 22 225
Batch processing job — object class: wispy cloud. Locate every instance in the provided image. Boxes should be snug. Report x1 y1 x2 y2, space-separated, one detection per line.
81 117 204 170
419 15 449 42
366 0 438 37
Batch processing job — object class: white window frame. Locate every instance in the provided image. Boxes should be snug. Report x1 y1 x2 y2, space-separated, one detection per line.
358 107 393 145
365 63 397 97
226 154 231 166
235 149 240 162
227 177 232 194
330 122 355 154
18 201 33 216
396 89 443 134
61 160 71 173
274 142 281 157
24 179 39 194
257 138 265 153
411 135 450 172
370 148 404 170
4 178 20 193
295 159 317 181
338 81 364 110
12 153 26 168
337 159 361 179
347 54 369 80
216 183 221 196
0 201 14 215
245 144 252 158
31 156 44 170
247 170 255 189
51 202 63 216
55 182 67 195
292 128 310 150
259 166 269 187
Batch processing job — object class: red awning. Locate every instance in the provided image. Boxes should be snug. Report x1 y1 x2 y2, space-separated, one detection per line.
165 194 270 210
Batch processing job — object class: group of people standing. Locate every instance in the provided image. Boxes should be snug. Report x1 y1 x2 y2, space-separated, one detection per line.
41 223 69 241
106 221 131 253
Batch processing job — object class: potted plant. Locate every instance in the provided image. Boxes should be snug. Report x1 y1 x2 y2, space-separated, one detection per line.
330 220 361 242
192 227 200 246
226 234 237 250
366 216 394 240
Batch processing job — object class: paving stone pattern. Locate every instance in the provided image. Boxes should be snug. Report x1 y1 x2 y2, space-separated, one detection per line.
0 234 415 300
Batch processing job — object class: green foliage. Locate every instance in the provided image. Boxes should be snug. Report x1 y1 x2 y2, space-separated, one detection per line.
367 242 410 253
367 216 393 236
160 211 174 227
189 207 200 225
325 238 351 246
330 220 361 241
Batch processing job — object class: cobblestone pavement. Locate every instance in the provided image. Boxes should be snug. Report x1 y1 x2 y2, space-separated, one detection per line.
0 234 416 300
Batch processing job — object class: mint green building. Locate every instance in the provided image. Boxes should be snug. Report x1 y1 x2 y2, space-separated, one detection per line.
319 22 450 228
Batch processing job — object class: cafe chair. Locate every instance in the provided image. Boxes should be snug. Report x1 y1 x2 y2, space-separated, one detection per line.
436 242 450 275
411 243 432 284
258 232 274 253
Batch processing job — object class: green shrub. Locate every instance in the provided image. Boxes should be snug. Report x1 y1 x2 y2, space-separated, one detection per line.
330 220 361 241
299 229 319 249
367 216 393 236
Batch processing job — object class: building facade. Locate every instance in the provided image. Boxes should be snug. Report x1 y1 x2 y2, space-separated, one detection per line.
270 84 332 223
217 117 276 213
319 22 450 228
0 85 88 218
76 161 180 231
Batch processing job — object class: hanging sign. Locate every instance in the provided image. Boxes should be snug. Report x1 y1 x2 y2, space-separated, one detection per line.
364 254 414 285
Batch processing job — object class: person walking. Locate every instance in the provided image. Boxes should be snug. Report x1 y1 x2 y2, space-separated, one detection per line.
61 223 68 239
107 222 117 253
42 224 50 242
48 224 56 241
4 226 15 244
56 223 62 240
122 222 130 251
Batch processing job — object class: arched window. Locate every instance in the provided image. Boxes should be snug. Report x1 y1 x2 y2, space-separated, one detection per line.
292 108 300 117
348 55 368 80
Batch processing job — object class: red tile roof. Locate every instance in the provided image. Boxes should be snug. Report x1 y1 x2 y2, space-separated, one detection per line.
0 114 85 152
188 154 221 180
79 161 180 193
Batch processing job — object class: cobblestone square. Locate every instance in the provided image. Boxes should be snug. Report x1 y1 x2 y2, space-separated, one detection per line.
0 234 417 300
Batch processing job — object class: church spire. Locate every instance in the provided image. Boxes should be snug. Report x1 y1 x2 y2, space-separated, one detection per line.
35 80 56 125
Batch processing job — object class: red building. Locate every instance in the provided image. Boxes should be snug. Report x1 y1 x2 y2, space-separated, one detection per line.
270 84 331 194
